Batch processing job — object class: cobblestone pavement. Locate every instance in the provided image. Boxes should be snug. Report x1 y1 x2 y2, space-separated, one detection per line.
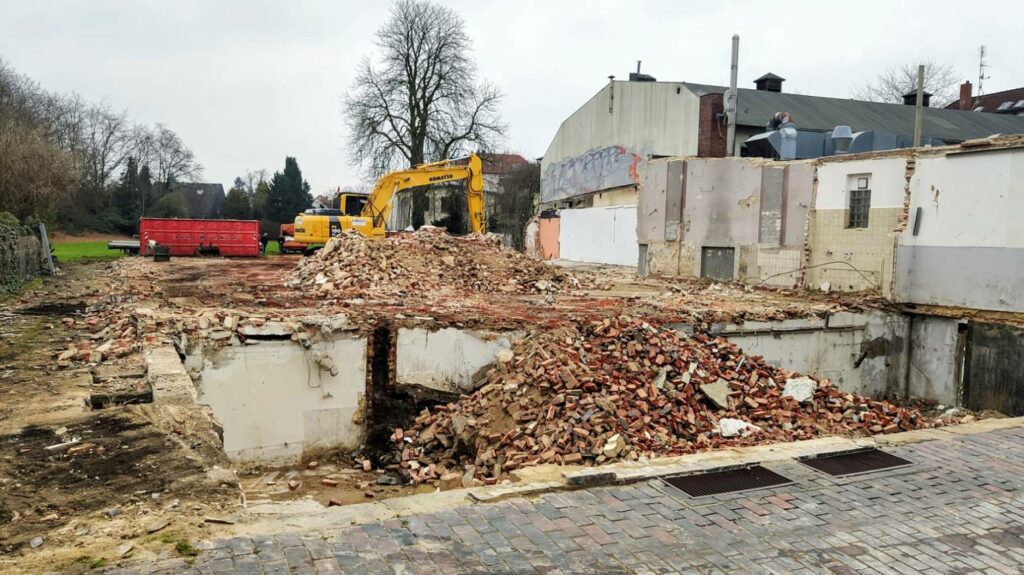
109 428 1024 574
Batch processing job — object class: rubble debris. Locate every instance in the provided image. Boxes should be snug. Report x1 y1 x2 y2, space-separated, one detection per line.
145 518 170 534
783 377 817 403
288 228 592 299
390 316 935 484
716 418 760 438
29 536 43 549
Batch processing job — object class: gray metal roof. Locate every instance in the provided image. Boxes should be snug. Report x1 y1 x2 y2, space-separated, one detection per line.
730 88 1024 142
673 81 1024 141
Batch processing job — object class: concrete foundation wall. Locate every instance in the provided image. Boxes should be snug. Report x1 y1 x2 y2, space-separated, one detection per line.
713 311 909 399
559 206 638 266
197 336 367 464
396 328 513 394
907 315 963 407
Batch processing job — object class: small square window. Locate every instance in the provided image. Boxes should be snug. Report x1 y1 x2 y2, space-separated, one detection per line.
848 189 871 228
857 177 869 190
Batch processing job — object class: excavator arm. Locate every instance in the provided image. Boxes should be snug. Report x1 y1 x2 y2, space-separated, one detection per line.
361 154 486 235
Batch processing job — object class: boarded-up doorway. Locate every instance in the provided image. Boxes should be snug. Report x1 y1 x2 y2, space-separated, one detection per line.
700 247 735 282
964 321 1024 416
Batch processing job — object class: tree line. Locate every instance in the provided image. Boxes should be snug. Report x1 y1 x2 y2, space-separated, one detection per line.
0 58 201 231
220 157 312 225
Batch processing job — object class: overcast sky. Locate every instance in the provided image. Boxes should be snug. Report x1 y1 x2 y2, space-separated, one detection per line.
2 0 1021 193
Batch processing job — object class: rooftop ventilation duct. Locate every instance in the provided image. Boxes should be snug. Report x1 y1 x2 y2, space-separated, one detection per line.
831 125 854 153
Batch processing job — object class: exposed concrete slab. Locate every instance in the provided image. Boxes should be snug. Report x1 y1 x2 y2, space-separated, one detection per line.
146 346 197 404
396 328 514 394
197 336 367 465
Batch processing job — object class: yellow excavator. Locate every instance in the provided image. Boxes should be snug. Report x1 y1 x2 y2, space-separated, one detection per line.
293 154 485 246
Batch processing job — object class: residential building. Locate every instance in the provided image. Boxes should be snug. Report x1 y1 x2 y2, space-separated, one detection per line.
946 81 1024 114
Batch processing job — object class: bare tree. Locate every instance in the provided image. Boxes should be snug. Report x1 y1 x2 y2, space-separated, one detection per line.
135 123 202 186
852 59 962 107
344 0 506 177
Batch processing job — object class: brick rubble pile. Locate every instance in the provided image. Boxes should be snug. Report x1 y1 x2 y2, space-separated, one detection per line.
288 228 587 298
392 316 935 486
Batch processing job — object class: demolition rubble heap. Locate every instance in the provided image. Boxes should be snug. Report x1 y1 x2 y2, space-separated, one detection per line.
393 316 934 485
289 228 587 298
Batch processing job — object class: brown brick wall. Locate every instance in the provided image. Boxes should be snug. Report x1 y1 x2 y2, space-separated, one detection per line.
698 93 726 158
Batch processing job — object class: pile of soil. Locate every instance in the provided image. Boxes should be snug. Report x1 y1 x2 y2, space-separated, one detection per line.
288 228 586 298
389 316 937 484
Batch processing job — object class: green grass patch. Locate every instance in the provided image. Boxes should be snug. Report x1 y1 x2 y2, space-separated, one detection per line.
52 241 126 262
157 532 199 557
71 556 106 570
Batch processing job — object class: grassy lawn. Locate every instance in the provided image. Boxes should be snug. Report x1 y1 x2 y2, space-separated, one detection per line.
51 239 288 261
52 241 126 262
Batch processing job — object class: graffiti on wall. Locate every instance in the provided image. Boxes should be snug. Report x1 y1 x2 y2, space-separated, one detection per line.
541 145 642 203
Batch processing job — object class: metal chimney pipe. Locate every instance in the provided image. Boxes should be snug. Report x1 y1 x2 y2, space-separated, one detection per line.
636 60 641 74
726 34 739 156
913 64 924 147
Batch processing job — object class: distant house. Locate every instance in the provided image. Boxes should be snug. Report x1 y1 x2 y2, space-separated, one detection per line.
166 183 226 219
312 195 331 210
945 81 1024 115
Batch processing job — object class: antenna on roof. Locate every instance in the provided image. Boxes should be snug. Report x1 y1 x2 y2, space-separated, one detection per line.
978 45 990 96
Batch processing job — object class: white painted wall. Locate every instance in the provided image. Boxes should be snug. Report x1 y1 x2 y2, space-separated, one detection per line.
197 337 366 464
903 149 1024 248
815 157 908 210
397 328 513 394
559 205 639 266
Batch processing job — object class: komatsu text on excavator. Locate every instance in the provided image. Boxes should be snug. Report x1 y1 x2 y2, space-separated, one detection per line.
293 154 485 247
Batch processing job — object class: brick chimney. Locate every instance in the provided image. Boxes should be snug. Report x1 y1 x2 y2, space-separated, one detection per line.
959 81 973 111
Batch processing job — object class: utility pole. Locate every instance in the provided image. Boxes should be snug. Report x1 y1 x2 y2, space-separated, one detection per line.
913 64 924 147
726 34 739 157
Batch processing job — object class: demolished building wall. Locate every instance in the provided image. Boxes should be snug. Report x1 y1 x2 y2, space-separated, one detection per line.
805 156 909 296
895 146 1024 312
639 157 812 283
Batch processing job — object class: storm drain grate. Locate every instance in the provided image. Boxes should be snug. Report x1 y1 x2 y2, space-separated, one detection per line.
800 448 912 477
662 465 791 497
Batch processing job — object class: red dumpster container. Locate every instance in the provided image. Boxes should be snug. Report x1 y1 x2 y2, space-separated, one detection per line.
139 218 261 257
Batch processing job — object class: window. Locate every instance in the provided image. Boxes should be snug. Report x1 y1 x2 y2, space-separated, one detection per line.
847 175 871 228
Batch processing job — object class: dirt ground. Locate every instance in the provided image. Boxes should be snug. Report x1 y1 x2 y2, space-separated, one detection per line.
0 254 961 573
